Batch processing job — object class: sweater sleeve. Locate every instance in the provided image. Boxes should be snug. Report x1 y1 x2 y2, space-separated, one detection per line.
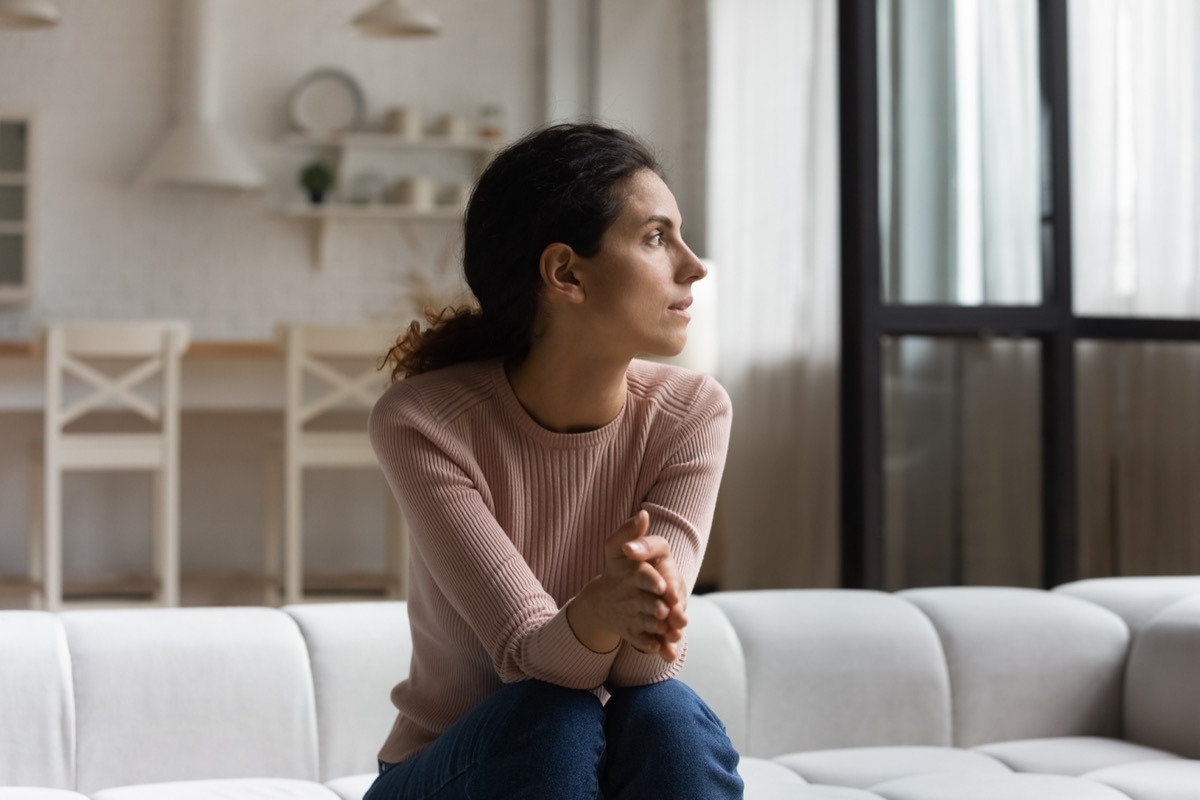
370 393 618 689
606 376 733 688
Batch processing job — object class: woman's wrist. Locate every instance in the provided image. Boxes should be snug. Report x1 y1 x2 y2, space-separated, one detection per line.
566 582 621 654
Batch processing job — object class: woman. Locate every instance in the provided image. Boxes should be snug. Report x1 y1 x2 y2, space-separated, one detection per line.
366 122 743 799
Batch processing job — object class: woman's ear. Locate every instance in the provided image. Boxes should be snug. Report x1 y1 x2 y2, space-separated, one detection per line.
539 242 585 304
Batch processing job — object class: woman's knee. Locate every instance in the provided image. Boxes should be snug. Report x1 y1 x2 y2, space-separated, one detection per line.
608 680 720 729
470 681 605 797
603 680 742 798
607 680 737 758
496 680 605 749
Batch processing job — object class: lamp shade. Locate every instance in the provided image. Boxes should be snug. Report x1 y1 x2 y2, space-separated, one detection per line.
353 0 440 37
0 0 59 28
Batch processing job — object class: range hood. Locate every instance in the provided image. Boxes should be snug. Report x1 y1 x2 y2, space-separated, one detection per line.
137 0 263 190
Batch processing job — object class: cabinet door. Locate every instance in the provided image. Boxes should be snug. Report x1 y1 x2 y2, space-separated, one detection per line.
0 116 32 304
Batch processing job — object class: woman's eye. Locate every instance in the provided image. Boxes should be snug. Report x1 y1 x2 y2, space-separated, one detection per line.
649 232 664 246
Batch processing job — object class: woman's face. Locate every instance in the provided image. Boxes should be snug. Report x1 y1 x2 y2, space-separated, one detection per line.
572 169 707 360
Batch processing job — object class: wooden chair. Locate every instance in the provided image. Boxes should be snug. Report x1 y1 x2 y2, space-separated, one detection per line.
30 320 189 610
271 324 406 605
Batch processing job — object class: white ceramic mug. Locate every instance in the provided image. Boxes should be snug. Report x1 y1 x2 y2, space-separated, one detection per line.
386 106 421 140
392 176 434 211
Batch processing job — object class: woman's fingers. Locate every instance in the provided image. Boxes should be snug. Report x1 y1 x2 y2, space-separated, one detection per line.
605 510 650 561
622 533 670 562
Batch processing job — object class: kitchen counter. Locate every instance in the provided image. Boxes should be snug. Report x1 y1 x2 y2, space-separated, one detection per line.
0 339 385 411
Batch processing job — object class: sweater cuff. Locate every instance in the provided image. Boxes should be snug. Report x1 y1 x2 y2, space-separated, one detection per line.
528 605 618 689
606 636 688 688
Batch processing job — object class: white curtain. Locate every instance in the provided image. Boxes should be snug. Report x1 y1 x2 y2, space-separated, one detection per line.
1071 0 1200 577
707 0 840 588
1071 0 1200 317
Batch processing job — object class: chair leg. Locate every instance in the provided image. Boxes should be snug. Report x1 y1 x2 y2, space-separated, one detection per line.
263 444 282 606
42 461 62 613
27 454 44 610
284 461 304 605
162 463 180 608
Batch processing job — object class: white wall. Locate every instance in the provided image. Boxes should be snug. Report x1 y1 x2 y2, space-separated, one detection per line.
0 0 543 340
0 0 708 602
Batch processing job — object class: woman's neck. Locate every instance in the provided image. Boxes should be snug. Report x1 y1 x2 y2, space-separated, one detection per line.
505 346 629 434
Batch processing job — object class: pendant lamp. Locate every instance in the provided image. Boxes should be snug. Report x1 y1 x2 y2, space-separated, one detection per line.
353 0 440 37
0 0 59 28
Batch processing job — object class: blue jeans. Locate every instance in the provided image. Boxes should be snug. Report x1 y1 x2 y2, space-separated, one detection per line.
362 678 744 800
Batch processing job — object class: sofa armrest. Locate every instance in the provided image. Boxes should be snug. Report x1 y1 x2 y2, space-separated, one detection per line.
1125 594 1200 758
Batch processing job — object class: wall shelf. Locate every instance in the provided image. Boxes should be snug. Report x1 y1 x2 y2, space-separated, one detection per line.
283 132 502 153
279 129 502 268
282 203 463 221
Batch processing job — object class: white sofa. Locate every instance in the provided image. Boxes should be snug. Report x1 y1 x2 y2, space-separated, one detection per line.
2 578 1199 800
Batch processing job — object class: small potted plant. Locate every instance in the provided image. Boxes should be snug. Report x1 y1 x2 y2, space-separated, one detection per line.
299 160 336 204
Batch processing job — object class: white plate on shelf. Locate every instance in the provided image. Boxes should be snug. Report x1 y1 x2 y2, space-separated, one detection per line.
288 68 366 137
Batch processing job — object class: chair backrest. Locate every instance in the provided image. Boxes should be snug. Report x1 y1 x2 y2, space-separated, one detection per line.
282 324 398 429
709 590 953 758
0 611 76 789
284 601 413 781
42 320 190 432
901 587 1130 747
64 607 320 794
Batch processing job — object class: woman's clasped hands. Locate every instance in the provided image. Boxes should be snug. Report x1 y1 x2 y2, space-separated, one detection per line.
568 510 688 662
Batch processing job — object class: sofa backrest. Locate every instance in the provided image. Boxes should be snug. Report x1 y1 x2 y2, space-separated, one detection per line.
1124 594 1200 759
284 601 413 781
1054 576 1200 635
63 607 320 795
901 587 1130 748
0 611 75 789
673 594 749 751
708 590 953 757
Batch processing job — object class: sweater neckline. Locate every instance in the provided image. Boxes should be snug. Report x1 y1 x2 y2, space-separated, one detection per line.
486 359 626 449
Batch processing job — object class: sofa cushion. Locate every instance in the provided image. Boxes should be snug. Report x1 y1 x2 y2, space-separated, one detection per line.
870 772 1133 800
91 779 340 800
776 745 1010 788
762 789 887 800
709 590 952 757
0 612 74 789
974 736 1181 776
1054 577 1200 634
0 791 88 800
673 594 749 752
900 587 1129 747
283 602 413 782
740 756 808 786
63 608 320 794
323 774 374 800
1124 595 1200 759
736 760 890 800
1084 759 1200 800
322 763 879 800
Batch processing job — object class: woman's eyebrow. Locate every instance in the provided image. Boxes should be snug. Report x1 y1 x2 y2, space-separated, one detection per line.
643 214 675 228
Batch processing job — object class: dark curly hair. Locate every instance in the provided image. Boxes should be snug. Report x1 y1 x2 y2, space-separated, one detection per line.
384 122 663 381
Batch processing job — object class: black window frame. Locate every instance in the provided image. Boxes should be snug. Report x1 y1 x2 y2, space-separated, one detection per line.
839 0 1200 590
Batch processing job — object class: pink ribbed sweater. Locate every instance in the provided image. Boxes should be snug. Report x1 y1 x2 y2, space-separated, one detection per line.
368 357 732 764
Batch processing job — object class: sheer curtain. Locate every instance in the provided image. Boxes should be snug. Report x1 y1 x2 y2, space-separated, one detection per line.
706 0 840 588
1071 0 1200 577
